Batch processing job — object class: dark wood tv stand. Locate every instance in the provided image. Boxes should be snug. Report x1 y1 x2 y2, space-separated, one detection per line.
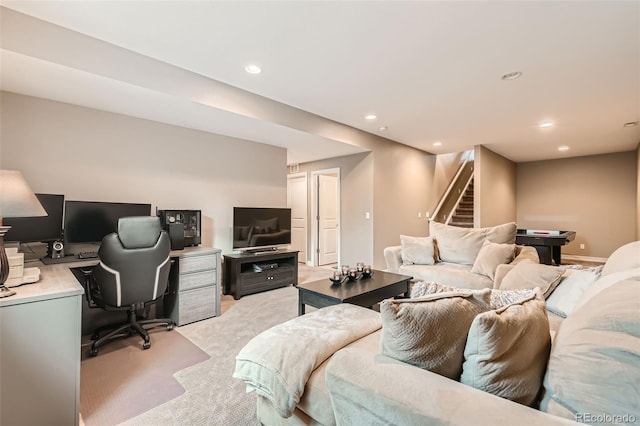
223 250 299 300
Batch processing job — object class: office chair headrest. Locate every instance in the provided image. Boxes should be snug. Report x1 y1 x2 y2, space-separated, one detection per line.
117 216 162 249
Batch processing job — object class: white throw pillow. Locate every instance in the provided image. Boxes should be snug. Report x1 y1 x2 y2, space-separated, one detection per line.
400 235 436 265
471 241 516 280
545 269 600 318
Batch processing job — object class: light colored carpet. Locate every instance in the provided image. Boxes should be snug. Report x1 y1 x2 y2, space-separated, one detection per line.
80 329 210 426
119 264 333 426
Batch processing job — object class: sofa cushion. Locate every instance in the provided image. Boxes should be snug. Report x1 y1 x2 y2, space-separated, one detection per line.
496 263 564 298
461 289 551 407
400 235 436 265
540 276 640 422
429 221 516 265
379 289 491 380
471 241 516 280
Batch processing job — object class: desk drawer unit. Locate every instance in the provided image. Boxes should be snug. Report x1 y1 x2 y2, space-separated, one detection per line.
165 247 221 326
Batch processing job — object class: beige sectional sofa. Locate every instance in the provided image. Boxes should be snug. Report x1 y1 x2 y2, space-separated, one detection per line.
384 221 539 289
234 240 640 426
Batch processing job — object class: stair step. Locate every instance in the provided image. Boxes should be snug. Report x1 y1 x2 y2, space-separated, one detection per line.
454 215 473 220
449 221 473 228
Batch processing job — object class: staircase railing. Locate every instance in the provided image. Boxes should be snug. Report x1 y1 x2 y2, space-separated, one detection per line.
431 150 474 224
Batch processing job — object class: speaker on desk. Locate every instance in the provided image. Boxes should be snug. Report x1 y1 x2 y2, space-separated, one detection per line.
168 223 184 250
49 240 65 259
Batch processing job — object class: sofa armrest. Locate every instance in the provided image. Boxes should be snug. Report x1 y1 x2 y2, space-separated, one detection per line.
383 245 403 273
326 348 577 426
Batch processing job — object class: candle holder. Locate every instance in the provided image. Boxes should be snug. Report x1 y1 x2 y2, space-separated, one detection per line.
341 265 350 276
330 270 346 285
362 265 374 278
347 268 359 281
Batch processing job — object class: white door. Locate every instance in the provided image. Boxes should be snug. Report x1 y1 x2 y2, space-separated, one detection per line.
318 174 339 265
287 173 308 262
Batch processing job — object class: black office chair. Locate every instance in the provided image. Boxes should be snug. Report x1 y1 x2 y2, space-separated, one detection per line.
86 216 174 357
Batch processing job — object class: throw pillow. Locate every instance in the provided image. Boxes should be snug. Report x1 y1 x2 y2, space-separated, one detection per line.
540 277 640 422
461 289 551 407
471 241 516 280
400 235 436 265
496 263 565 298
429 221 517 266
379 289 491 380
545 269 600 318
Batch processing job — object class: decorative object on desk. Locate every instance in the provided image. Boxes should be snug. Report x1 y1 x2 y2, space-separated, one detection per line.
362 265 374 278
356 262 365 272
348 268 359 281
341 265 350 276
329 270 346 286
0 170 47 298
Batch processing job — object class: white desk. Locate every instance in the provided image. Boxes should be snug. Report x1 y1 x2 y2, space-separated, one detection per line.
0 262 84 426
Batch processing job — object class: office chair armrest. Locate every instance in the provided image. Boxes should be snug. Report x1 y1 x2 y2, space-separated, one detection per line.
79 268 99 308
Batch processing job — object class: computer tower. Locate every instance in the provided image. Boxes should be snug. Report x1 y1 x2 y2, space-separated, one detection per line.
157 209 201 249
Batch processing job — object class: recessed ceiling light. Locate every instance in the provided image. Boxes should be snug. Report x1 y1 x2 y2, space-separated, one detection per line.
378 126 388 132
433 141 443 147
365 114 377 121
539 122 554 128
245 64 262 74
501 71 522 81
558 145 570 152
623 121 638 127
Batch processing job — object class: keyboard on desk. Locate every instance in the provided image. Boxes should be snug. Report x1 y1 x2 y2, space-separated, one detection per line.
77 251 99 259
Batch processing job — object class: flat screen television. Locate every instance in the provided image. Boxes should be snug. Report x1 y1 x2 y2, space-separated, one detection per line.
64 200 152 244
4 193 65 243
233 207 292 251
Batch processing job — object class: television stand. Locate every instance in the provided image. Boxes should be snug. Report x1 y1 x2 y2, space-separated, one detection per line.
223 250 298 300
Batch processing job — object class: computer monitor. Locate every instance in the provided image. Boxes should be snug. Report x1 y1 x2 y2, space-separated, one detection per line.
4 193 65 243
64 200 152 244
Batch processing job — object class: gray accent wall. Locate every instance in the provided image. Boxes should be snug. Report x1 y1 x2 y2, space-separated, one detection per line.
0 92 287 254
517 151 637 258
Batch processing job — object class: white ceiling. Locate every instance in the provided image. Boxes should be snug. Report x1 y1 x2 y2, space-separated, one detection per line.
1 1 639 164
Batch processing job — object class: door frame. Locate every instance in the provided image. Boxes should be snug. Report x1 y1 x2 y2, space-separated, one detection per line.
287 172 308 263
310 168 341 267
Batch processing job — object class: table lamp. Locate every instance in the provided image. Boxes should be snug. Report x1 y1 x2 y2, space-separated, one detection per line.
0 170 47 298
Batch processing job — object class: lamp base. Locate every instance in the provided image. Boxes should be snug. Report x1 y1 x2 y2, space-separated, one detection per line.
0 285 16 298
0 225 16 298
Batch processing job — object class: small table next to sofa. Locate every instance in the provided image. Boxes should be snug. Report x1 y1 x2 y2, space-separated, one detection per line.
296 270 413 315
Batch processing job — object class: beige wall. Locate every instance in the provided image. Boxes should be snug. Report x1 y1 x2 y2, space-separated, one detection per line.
373 143 436 268
0 92 287 253
298 143 436 269
637 143 640 240
517 151 637 258
474 145 517 227
296 152 374 267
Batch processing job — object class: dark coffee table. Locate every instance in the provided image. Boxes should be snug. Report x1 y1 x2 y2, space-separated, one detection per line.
296 270 413 315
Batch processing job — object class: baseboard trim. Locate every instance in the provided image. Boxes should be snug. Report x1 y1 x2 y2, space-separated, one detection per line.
562 254 607 264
